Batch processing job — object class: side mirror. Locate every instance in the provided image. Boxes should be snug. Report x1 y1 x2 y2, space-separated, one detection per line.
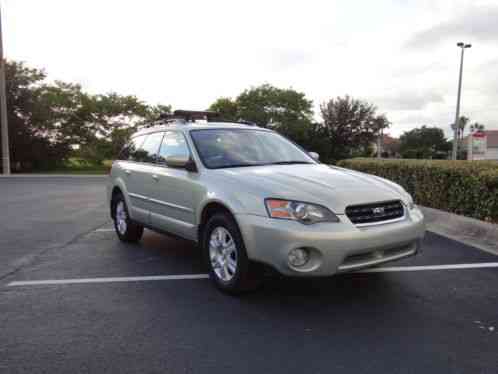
309 152 320 161
165 155 198 172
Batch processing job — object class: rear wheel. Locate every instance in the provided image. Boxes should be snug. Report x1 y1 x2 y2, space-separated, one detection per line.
113 194 144 243
203 213 262 294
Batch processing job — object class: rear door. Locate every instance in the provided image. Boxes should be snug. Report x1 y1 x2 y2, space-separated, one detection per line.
148 131 199 240
117 134 148 223
121 131 165 224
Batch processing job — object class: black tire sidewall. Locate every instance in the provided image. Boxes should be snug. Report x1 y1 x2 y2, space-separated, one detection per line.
113 194 143 242
202 213 252 293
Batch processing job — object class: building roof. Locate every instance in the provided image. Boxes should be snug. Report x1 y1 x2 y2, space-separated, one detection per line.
382 134 399 146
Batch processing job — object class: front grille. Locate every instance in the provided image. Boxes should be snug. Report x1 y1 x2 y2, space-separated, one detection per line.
345 200 404 225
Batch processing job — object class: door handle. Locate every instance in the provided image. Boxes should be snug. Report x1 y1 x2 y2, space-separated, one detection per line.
152 174 159 181
125 170 131 175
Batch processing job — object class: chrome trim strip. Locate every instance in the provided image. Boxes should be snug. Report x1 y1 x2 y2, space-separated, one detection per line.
148 197 194 213
128 192 149 201
150 212 196 229
354 206 406 227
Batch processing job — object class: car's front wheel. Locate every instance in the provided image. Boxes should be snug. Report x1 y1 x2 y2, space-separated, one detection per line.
112 193 144 243
203 213 262 294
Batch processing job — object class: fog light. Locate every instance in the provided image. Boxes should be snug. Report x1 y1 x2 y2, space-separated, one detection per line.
288 248 309 267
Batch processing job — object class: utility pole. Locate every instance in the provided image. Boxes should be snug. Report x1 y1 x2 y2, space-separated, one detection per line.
0 5 10 174
452 42 471 160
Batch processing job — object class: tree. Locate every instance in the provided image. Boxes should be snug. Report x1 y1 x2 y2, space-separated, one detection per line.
75 96 167 162
451 115 469 142
209 84 314 147
470 122 485 133
3 61 71 170
399 126 451 159
3 60 168 170
316 96 390 162
236 84 313 126
208 98 239 121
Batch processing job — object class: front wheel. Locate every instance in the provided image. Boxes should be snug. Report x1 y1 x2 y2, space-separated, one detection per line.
203 213 262 294
113 194 144 243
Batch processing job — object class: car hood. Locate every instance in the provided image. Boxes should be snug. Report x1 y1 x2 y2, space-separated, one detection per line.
214 164 409 214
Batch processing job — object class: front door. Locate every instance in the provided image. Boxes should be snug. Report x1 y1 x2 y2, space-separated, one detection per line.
148 131 199 241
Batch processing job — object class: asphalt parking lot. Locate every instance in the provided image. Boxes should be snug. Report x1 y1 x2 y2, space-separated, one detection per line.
1 176 497 374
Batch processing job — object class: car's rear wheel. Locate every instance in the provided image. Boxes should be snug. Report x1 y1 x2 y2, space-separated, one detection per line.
113 193 144 243
203 213 262 294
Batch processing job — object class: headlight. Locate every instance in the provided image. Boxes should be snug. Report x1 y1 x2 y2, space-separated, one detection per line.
265 199 339 224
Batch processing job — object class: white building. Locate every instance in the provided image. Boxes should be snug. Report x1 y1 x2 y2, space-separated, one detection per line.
467 130 498 160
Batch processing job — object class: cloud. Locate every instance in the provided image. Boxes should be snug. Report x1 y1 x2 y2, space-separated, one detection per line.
405 6 498 49
373 91 444 111
265 49 313 71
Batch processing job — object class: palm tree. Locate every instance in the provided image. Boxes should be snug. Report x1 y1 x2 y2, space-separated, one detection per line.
470 122 485 133
451 116 469 141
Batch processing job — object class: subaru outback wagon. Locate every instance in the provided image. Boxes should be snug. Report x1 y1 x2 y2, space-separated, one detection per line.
107 111 425 294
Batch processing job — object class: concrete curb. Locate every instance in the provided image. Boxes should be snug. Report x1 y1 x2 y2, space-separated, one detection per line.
0 174 107 178
421 206 498 256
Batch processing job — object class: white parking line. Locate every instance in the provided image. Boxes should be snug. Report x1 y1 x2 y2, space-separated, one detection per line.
6 262 498 287
8 274 209 286
95 228 115 232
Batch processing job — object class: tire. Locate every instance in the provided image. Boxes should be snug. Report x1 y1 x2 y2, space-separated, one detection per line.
202 212 262 294
112 193 144 243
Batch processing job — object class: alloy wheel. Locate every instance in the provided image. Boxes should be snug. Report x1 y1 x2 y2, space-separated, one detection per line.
116 201 128 235
209 227 238 282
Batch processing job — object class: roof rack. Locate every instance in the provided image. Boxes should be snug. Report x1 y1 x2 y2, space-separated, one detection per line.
159 110 220 123
154 110 259 127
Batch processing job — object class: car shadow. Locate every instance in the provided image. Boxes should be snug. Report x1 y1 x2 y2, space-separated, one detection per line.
133 229 422 310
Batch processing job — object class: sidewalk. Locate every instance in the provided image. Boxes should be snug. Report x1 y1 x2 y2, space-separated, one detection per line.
421 206 498 256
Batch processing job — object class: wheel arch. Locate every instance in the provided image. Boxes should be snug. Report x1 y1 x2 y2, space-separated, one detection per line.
109 178 132 220
110 186 123 220
197 200 239 243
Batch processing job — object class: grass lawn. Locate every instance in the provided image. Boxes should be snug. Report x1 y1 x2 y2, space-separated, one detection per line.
27 158 111 175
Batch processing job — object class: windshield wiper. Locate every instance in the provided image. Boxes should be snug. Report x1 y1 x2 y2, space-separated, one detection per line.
213 163 265 169
264 161 314 165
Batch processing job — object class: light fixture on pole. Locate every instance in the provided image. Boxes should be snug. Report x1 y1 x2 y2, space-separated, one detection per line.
452 42 471 160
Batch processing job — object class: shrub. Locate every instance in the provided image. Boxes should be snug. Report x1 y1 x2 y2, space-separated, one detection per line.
336 158 498 222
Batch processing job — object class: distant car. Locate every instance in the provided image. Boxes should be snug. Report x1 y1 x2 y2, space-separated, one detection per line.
107 111 425 294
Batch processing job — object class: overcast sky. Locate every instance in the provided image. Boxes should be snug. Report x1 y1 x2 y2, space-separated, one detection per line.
3 0 498 137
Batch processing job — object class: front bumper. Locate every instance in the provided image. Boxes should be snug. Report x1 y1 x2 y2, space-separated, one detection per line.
235 207 425 276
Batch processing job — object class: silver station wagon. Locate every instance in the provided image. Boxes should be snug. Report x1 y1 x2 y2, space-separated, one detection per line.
107 110 425 294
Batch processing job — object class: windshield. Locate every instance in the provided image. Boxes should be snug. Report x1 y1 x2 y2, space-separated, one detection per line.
190 129 315 169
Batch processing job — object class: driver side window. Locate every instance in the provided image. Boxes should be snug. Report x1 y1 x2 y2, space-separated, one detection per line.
157 131 190 163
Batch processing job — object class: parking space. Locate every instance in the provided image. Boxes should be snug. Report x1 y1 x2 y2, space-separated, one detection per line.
1 177 497 373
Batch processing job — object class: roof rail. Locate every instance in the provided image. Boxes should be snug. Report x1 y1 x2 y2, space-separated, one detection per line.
236 119 258 126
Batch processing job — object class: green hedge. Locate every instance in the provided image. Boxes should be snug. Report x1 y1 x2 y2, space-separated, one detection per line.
337 158 498 223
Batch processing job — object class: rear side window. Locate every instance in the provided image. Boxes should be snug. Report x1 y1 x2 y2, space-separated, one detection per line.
157 132 190 163
119 135 146 161
138 132 165 163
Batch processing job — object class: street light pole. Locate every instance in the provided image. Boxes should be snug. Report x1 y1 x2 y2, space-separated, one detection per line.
0 5 10 174
452 42 471 160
